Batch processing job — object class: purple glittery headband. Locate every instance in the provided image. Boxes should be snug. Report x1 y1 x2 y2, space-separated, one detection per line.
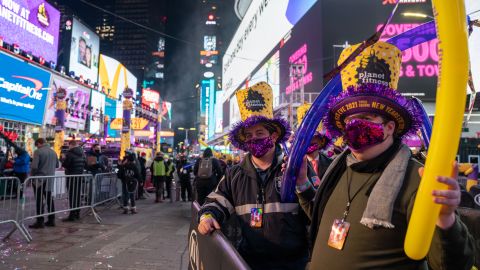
323 83 422 138
229 115 291 151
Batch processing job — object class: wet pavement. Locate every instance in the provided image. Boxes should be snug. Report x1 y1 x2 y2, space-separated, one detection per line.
0 198 192 270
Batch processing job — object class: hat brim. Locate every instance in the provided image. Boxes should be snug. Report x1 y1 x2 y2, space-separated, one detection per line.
229 115 291 151
311 132 332 150
324 84 421 137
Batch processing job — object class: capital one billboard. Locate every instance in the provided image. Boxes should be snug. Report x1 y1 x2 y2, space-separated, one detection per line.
222 0 318 99
0 0 60 63
0 51 51 125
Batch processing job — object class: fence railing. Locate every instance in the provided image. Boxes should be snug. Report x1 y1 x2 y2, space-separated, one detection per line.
0 172 121 242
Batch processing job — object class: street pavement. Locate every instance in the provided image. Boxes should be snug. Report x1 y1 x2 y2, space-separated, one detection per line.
0 197 192 270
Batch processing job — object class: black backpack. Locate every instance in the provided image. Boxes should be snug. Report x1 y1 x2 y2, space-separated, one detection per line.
197 158 213 179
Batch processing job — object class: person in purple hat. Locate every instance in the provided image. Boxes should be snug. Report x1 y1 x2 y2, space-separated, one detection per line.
197 82 310 270
295 42 474 269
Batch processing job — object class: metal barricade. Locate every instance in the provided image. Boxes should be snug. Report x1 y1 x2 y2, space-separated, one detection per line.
92 173 122 214
21 174 94 239
0 177 29 241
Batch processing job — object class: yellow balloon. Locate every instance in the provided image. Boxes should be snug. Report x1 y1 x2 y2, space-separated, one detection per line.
404 0 469 260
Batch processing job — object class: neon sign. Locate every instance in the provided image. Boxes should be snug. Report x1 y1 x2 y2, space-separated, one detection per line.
286 43 313 94
377 24 439 78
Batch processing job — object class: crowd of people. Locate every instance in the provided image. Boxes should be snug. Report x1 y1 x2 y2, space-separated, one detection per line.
196 42 478 270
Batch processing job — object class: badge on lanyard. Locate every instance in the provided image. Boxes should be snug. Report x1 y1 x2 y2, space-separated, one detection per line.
250 208 263 228
327 219 350 250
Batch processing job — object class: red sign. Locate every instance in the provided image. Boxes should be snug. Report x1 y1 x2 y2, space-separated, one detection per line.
141 88 160 110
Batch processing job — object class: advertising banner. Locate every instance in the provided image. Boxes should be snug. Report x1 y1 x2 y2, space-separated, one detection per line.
160 101 172 130
89 90 105 134
222 0 318 99
0 0 60 63
0 51 50 125
99 54 137 99
215 91 223 134
141 88 160 110
44 74 91 130
105 96 120 137
69 17 100 84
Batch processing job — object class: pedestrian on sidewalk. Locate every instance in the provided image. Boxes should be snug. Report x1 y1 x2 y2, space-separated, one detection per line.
29 138 59 229
61 140 86 222
137 152 147 200
151 152 166 203
117 153 141 214
176 154 192 202
13 148 30 198
164 155 175 200
193 148 223 205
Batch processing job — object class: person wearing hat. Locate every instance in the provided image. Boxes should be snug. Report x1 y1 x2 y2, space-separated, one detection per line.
197 82 310 270
297 103 332 187
295 42 474 269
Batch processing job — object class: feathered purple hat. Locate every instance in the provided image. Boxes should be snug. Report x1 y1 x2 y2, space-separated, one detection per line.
228 82 291 151
323 42 422 137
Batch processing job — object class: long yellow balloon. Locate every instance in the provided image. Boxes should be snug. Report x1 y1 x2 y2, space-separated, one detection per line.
404 0 469 260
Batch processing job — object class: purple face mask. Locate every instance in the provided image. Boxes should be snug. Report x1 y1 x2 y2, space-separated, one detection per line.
344 119 385 151
245 137 274 158
306 143 320 154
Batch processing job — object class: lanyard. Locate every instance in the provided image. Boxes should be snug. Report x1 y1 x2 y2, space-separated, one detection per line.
342 168 377 222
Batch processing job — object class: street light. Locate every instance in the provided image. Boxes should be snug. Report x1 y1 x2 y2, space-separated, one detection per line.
178 127 196 146
402 12 434 19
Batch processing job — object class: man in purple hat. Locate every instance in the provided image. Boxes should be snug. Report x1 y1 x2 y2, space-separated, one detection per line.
295 42 474 269
197 82 310 270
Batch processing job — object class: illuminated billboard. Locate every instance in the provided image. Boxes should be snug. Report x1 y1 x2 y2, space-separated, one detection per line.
0 0 60 63
99 54 137 99
222 0 318 99
0 51 51 125
69 17 100 84
141 88 160 110
321 0 437 100
89 90 105 134
105 96 120 137
250 51 280 107
44 74 91 130
160 101 172 130
207 83 216 139
214 91 223 134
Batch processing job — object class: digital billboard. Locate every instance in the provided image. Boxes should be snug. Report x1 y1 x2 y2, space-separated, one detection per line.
207 84 216 139
321 0 437 100
279 2 323 97
0 51 50 125
44 74 91 130
89 90 105 134
222 0 318 99
160 101 172 130
0 0 60 63
105 96 120 137
214 91 223 134
141 88 160 110
69 17 100 84
99 54 137 99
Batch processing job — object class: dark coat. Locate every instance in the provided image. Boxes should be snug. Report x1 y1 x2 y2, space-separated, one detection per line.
193 157 223 187
62 146 86 175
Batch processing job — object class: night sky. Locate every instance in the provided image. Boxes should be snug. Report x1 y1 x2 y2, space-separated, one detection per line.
50 0 239 144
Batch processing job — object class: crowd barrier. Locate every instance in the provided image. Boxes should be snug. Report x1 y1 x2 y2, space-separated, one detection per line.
0 177 30 241
0 172 121 242
188 202 250 270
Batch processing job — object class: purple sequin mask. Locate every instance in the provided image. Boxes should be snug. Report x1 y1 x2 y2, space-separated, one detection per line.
306 143 320 154
344 119 385 151
245 137 275 158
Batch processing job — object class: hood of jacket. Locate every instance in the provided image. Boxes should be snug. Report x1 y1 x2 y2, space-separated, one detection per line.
68 146 84 157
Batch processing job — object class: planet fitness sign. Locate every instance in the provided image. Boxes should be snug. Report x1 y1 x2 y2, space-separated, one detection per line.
0 0 60 63
0 52 51 125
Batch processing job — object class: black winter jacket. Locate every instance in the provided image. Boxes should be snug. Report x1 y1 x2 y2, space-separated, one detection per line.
198 147 309 265
62 146 86 175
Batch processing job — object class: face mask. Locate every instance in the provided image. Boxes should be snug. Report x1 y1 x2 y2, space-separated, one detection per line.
344 119 385 151
306 143 320 154
95 150 100 154
245 137 274 158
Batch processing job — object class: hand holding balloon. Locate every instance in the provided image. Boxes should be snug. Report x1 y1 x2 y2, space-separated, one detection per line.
418 163 461 230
